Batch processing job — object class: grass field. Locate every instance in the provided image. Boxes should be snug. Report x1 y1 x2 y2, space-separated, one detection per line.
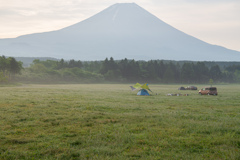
0 84 240 159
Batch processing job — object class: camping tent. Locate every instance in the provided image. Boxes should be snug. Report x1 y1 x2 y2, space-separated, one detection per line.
130 83 152 96
137 89 150 96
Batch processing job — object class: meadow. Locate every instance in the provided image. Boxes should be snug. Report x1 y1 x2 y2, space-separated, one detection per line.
0 84 239 159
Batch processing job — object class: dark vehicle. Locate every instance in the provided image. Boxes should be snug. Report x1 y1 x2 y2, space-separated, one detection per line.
178 87 186 90
185 86 197 90
199 87 218 95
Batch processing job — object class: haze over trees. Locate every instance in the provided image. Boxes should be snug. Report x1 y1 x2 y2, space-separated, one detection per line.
0 56 22 83
4 56 240 84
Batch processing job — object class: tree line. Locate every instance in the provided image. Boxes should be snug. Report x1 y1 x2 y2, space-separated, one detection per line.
2 55 240 84
12 57 240 84
0 56 23 83
98 58 225 83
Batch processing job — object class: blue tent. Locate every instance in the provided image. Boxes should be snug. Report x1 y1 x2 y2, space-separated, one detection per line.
137 89 150 96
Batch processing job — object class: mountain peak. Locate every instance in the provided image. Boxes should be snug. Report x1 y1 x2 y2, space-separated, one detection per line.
111 2 138 6
0 3 240 61
61 2 165 33
114 2 136 5
108 2 143 11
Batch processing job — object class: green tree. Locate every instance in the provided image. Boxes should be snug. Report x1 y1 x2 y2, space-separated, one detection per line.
100 58 109 75
233 70 240 82
0 71 8 83
210 65 222 82
163 65 175 83
193 62 209 83
56 59 67 69
118 58 128 78
145 60 157 81
7 57 23 80
181 63 194 83
29 63 48 73
108 57 118 71
157 61 165 81
0 56 7 74
209 79 214 87
128 60 140 81
68 59 82 68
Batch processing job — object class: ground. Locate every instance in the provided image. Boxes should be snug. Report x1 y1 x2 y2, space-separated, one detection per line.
0 84 239 159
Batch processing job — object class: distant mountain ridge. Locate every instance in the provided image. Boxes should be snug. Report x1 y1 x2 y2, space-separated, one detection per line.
0 3 240 61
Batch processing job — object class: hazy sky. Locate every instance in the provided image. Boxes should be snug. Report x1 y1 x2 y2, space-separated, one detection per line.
0 0 239 51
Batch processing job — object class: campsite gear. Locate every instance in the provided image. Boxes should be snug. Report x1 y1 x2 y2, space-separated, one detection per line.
178 87 186 90
167 93 189 96
186 86 197 90
130 83 152 96
130 83 152 92
130 86 137 91
132 83 142 90
137 89 150 96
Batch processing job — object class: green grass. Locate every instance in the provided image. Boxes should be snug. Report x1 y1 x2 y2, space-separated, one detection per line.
0 84 240 159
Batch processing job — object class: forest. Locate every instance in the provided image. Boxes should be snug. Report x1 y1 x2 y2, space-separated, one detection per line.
0 56 23 83
1 56 240 84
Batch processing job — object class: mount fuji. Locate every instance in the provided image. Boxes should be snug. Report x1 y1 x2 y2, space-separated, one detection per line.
0 3 240 61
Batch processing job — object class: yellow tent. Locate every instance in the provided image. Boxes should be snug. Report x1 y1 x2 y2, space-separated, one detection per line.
130 83 152 92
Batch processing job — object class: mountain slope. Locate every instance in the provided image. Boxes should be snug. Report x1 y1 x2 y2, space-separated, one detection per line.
0 3 240 61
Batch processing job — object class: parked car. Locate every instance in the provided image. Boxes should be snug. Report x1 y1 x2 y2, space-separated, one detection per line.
199 87 218 95
178 87 186 90
185 86 197 90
